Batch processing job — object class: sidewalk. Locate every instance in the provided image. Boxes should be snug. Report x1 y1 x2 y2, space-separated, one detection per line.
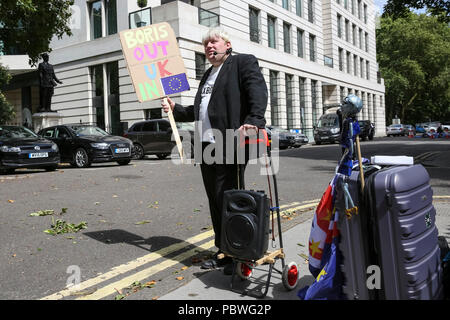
159 201 450 300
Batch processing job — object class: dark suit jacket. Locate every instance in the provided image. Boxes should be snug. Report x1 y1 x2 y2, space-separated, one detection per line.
173 54 267 141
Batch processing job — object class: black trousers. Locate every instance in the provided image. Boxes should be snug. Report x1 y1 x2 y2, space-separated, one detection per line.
200 142 247 249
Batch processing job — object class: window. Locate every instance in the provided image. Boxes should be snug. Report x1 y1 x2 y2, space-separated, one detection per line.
129 7 152 28
297 28 304 58
365 32 369 52
199 8 220 27
90 1 102 39
338 48 344 71
268 15 277 49
346 51 351 73
106 0 117 35
351 0 355 15
345 19 349 42
142 122 157 132
360 57 364 78
364 3 367 23
296 0 302 16
311 80 318 125
324 56 333 68
283 22 291 53
359 28 363 49
344 0 348 10
353 54 358 76
366 61 370 80
285 74 294 129
340 86 345 101
158 120 170 132
282 0 289 10
337 14 342 38
299 77 306 132
249 7 260 43
195 53 206 80
352 24 357 46
269 70 279 126
358 0 362 20
309 34 316 62
308 0 314 23
89 0 117 39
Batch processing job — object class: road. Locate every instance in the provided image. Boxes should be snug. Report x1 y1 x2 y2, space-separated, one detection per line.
0 136 449 300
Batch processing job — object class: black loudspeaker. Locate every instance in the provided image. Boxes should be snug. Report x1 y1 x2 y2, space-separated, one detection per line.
220 190 270 261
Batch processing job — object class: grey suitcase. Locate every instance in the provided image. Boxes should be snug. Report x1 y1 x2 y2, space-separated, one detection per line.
337 164 443 300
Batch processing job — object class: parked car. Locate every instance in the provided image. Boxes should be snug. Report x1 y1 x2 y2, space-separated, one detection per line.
38 124 134 168
313 113 340 145
266 126 300 149
0 125 59 174
358 120 375 141
291 130 309 147
386 124 407 137
124 119 194 159
403 124 416 136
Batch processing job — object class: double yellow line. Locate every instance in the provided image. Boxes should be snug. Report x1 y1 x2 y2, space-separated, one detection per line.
40 200 319 300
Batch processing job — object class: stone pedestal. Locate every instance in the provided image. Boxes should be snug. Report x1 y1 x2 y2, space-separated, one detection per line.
32 112 63 133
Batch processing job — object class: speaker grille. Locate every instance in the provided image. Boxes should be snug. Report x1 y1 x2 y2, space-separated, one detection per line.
226 215 255 249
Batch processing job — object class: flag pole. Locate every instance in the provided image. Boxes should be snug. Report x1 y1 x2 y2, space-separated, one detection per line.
164 96 184 163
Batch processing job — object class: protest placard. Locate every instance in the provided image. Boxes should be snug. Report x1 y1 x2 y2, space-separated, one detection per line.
119 22 190 162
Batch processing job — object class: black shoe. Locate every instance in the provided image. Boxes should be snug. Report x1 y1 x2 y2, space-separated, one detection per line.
201 252 232 270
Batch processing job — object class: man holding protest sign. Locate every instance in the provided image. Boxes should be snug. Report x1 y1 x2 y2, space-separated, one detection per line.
161 27 268 272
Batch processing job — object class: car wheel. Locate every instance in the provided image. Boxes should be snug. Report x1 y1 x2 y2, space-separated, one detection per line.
157 153 169 160
133 144 145 160
315 140 322 145
74 148 91 168
117 159 131 166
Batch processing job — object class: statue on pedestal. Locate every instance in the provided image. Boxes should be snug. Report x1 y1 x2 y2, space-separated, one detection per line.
38 53 63 112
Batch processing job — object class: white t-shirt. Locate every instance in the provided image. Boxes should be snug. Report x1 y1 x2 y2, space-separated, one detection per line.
199 64 223 143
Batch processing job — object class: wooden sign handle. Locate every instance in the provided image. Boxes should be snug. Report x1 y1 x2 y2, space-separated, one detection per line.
355 135 365 192
164 97 184 163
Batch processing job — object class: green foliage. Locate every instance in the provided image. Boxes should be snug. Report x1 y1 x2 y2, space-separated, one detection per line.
137 0 148 9
0 0 74 66
0 64 15 124
376 13 450 124
383 1 450 23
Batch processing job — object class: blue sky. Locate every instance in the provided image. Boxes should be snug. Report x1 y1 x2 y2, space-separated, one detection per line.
374 0 387 15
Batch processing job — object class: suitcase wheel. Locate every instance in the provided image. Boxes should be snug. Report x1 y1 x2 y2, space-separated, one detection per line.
282 262 299 290
236 262 253 280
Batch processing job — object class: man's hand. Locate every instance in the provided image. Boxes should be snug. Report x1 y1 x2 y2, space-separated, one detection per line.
238 124 258 136
161 97 175 113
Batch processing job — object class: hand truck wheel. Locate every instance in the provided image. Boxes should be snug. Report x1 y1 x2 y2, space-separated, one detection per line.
236 262 253 280
282 262 299 290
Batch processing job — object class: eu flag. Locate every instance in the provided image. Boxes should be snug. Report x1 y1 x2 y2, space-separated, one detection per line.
160 73 190 95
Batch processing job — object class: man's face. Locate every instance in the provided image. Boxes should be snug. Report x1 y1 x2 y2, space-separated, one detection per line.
203 35 231 66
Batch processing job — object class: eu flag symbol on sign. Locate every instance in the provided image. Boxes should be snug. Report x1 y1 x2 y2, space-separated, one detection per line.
160 73 190 95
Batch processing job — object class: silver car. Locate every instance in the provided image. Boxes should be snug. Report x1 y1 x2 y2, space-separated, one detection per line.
386 124 406 137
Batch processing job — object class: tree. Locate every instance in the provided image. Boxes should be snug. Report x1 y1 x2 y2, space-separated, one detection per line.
0 0 73 122
0 64 15 124
376 13 450 124
383 0 450 23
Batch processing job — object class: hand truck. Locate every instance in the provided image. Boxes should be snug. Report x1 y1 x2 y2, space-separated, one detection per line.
218 130 300 298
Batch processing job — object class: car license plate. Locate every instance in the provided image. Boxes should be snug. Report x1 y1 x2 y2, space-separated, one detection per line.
29 152 48 158
115 148 129 153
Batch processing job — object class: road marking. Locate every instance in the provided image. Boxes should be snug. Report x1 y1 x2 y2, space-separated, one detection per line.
40 230 214 300
76 240 216 300
40 200 319 300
